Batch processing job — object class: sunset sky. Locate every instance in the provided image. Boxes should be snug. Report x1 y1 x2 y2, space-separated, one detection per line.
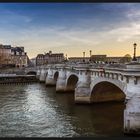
0 3 140 58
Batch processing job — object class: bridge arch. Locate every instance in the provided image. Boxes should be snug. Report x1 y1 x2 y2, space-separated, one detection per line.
53 71 59 82
90 78 126 103
66 74 78 92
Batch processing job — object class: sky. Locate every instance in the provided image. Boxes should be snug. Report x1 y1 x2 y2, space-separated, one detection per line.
0 3 140 58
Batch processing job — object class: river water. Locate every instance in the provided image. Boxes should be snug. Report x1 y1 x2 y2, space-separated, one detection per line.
0 83 126 137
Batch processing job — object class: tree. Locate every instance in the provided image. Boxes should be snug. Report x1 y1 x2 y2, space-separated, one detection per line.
120 54 132 63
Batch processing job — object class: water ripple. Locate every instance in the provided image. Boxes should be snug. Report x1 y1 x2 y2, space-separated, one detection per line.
0 83 125 137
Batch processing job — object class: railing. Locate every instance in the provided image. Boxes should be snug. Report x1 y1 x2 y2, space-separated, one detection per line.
29 62 140 73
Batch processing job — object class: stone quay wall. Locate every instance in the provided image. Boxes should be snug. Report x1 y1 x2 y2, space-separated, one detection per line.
0 75 38 84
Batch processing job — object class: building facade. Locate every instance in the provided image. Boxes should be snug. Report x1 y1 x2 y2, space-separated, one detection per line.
0 44 11 67
0 44 28 68
36 54 45 66
90 54 132 64
90 55 107 63
68 57 90 63
36 51 65 66
105 57 123 63
106 54 132 63
11 47 28 67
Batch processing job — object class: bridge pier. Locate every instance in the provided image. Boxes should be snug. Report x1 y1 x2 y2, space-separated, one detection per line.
39 69 47 82
36 69 41 80
75 71 91 103
124 95 140 135
123 63 140 135
56 69 67 92
45 69 56 86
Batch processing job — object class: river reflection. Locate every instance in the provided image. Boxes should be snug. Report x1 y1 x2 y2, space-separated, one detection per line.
0 83 125 137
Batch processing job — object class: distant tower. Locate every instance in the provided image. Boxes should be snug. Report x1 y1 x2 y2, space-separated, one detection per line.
132 43 137 61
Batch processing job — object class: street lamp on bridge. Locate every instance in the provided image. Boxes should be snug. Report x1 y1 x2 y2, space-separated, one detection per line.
132 43 137 62
83 52 85 62
89 50 92 62
65 54 68 62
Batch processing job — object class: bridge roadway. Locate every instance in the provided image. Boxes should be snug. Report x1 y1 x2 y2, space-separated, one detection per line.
25 62 140 135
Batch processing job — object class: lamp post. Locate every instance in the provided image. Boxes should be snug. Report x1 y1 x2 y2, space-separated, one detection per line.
66 54 67 60
90 50 92 57
83 52 85 62
65 54 67 63
132 43 137 62
89 50 92 62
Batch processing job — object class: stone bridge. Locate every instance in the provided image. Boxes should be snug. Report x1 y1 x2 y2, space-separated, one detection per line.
27 62 140 135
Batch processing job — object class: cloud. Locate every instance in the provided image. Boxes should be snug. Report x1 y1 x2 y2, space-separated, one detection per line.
0 3 140 58
0 20 135 58
107 22 140 42
0 9 32 27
